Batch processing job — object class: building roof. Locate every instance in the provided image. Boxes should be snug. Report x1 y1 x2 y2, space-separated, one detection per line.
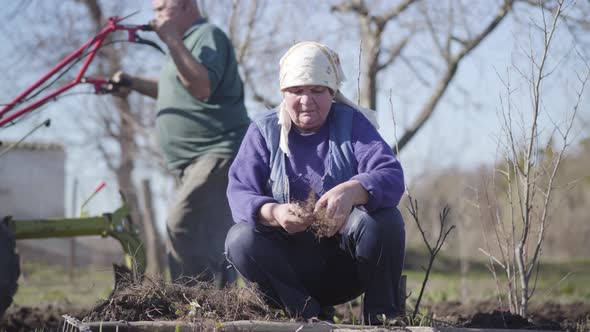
0 140 64 152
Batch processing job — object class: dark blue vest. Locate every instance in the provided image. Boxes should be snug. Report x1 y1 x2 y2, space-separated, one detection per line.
253 103 358 203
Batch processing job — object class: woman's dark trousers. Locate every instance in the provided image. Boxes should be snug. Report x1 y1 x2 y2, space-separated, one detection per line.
225 207 405 324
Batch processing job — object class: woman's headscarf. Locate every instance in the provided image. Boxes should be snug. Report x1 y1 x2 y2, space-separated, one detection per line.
277 41 378 156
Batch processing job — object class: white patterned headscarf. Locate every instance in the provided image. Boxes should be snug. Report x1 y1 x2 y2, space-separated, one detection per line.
278 41 379 156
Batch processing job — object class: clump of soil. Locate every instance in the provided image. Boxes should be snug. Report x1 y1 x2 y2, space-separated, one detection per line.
0 304 87 332
83 275 283 323
426 300 590 331
295 191 334 239
3 297 589 331
463 310 537 329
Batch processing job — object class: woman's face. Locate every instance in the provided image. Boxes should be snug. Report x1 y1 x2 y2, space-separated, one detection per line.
283 85 334 133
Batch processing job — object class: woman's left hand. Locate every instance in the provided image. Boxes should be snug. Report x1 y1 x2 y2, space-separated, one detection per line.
315 180 369 237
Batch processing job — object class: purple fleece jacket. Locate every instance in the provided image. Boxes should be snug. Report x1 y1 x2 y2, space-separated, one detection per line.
227 110 405 224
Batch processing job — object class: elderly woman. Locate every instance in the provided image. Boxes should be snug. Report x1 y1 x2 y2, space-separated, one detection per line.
225 42 405 324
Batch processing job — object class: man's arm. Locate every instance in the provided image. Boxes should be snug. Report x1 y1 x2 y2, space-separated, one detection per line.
127 75 158 99
110 71 158 99
164 37 211 100
152 15 211 101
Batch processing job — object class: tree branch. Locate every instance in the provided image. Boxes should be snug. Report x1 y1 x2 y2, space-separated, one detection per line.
395 0 515 151
374 0 419 27
377 36 410 71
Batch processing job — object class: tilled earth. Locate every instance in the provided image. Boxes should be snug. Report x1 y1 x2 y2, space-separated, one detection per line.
1 305 87 332
3 301 588 331
425 300 590 331
1 279 588 332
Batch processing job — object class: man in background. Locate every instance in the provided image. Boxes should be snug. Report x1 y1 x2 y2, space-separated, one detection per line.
111 0 249 287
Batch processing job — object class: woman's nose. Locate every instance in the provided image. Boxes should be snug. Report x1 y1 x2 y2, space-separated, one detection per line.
300 93 313 105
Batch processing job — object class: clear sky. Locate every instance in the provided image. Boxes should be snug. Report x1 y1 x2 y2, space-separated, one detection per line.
0 1 588 230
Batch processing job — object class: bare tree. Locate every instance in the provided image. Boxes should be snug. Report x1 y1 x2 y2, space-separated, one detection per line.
479 0 589 316
225 0 279 108
1 1 168 276
80 0 166 277
0 0 302 279
330 0 589 152
332 0 415 111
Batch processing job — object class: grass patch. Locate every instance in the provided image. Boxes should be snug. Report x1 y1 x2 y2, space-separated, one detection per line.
404 252 590 305
12 254 590 310
14 261 114 307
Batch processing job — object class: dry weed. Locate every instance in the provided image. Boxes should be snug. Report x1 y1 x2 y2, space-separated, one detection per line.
295 191 335 239
83 272 282 323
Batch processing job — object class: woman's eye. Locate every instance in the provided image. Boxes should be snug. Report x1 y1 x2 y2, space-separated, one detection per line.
287 87 326 95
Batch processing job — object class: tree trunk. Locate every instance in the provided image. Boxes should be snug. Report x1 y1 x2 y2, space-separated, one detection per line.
141 179 166 276
82 0 162 274
359 15 379 110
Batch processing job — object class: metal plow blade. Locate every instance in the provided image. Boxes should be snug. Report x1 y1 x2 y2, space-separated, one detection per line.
61 314 92 332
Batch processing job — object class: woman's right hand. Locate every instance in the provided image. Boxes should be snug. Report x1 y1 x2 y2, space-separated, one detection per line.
260 203 310 233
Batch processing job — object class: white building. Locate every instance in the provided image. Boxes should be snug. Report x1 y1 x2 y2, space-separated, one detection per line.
0 141 65 219
0 141 123 267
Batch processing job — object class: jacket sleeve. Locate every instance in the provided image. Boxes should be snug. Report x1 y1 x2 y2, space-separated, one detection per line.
349 112 405 210
227 122 277 224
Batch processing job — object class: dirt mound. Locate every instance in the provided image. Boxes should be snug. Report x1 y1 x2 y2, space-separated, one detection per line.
0 304 87 332
3 287 588 331
427 300 590 331
83 277 282 323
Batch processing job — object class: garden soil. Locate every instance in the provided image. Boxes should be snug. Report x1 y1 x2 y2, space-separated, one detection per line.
2 301 589 331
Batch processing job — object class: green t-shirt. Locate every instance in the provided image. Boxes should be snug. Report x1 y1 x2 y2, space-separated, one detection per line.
156 19 250 170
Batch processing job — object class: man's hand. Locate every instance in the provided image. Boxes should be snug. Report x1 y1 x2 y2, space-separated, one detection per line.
315 180 369 237
150 14 183 45
107 71 158 99
259 203 311 233
108 70 132 98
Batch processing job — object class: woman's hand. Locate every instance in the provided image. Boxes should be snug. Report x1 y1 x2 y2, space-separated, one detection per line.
315 180 369 237
259 203 311 233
